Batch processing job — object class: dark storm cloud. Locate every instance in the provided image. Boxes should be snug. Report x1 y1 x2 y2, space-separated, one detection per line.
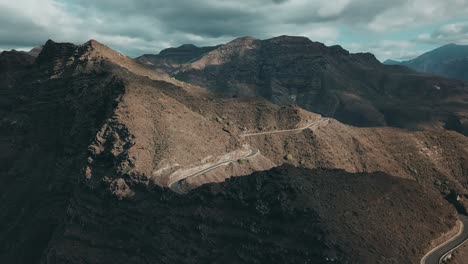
418 22 468 45
1 0 468 59
68 0 272 38
0 14 48 47
68 0 399 37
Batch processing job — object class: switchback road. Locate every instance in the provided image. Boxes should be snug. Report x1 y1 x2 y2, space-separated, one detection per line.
421 214 468 264
169 117 330 193
169 149 259 193
240 118 329 137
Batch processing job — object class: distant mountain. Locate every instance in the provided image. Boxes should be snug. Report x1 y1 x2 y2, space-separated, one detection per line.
26 46 43 57
0 50 35 70
137 43 219 72
384 44 468 81
0 46 43 71
382 59 400 65
139 36 468 135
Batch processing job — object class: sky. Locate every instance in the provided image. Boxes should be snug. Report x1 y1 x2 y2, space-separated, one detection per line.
1 0 468 61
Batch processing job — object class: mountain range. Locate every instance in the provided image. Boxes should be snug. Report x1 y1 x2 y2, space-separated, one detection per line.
384 43 468 82
138 36 468 135
0 37 467 264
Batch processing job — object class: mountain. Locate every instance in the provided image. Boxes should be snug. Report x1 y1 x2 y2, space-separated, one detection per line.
0 50 36 69
137 44 219 72
382 59 400 65
0 46 43 70
26 46 43 57
0 38 467 263
139 36 468 136
384 44 468 81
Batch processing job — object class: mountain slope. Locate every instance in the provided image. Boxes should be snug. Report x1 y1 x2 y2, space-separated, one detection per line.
384 44 468 81
140 36 468 136
0 39 467 264
42 166 456 264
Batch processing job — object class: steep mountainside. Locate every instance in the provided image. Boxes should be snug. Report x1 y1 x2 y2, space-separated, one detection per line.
0 39 467 264
139 36 468 136
385 44 468 81
42 167 456 264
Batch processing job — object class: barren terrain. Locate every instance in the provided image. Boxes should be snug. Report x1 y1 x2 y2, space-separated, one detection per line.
0 38 467 264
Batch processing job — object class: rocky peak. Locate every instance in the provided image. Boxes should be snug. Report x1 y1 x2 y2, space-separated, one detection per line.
222 36 260 51
263 35 327 54
158 43 215 59
160 44 199 54
267 35 313 44
328 45 350 56
27 46 43 57
35 39 77 66
352 52 381 65
81 39 109 52
33 39 116 78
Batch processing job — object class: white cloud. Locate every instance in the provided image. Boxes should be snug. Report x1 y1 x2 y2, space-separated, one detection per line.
301 26 340 44
417 21 468 45
345 40 422 61
367 0 468 32
1 0 468 58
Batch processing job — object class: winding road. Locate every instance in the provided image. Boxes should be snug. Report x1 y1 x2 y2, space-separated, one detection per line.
421 214 468 264
240 118 329 137
169 118 330 193
167 115 468 263
169 149 259 194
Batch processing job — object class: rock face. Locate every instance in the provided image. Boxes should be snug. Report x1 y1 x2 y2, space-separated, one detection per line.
0 40 126 263
0 38 467 264
385 43 468 82
140 36 468 135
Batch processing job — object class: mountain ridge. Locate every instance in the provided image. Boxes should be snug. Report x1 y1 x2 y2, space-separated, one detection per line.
138 36 468 136
384 43 468 81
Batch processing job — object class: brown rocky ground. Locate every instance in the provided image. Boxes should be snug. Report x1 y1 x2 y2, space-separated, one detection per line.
0 39 467 264
450 242 468 263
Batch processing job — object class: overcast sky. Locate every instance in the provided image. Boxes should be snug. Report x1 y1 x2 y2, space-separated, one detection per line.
1 0 468 61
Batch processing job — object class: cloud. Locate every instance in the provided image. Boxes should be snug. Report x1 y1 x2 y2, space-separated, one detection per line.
1 0 468 58
367 0 468 32
345 40 423 61
417 22 468 45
